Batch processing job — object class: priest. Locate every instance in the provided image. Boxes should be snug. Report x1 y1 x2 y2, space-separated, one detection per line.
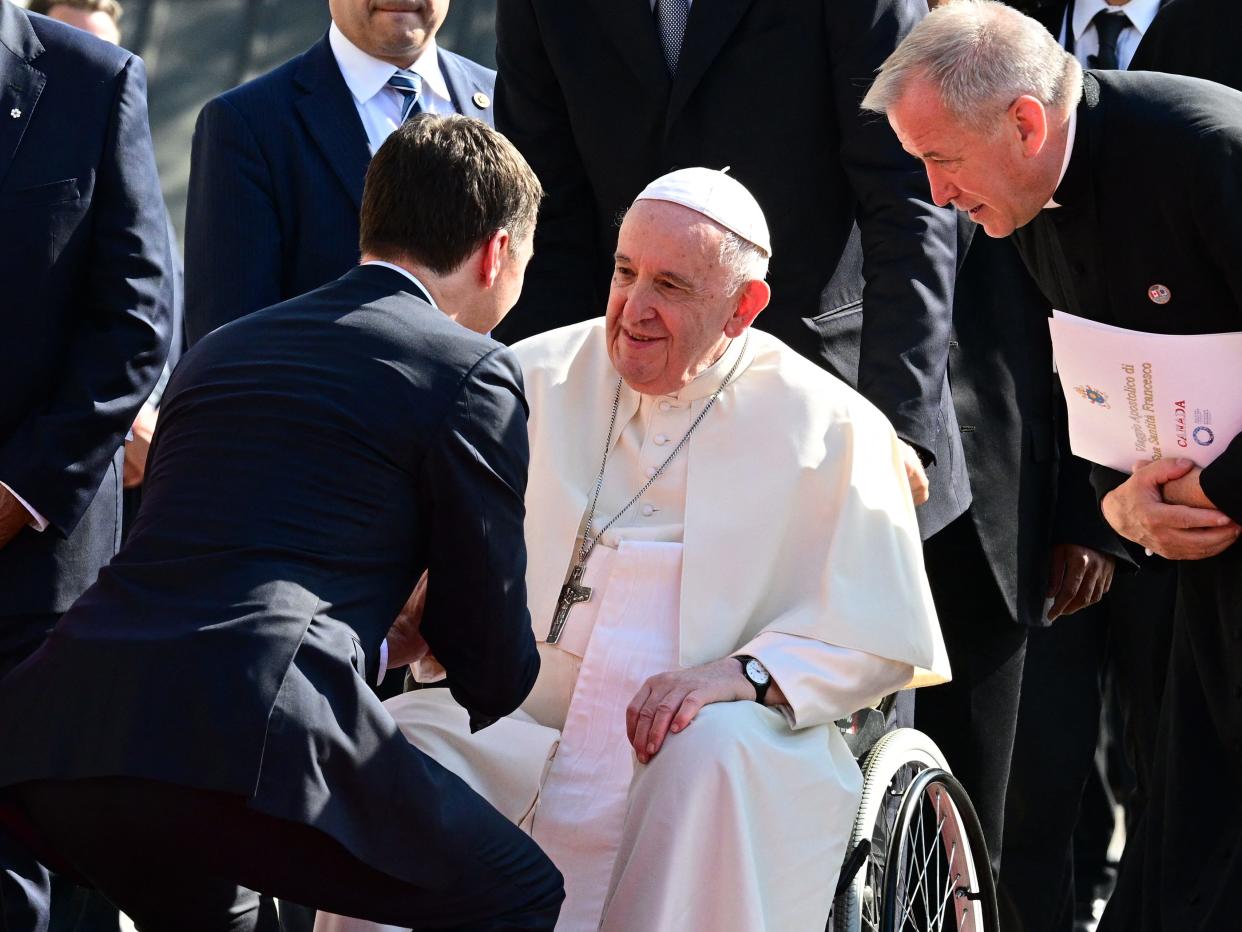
318 169 950 932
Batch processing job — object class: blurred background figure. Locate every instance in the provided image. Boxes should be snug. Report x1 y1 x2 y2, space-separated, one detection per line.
26 0 120 43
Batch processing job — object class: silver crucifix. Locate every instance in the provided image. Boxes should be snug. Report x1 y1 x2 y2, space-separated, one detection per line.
548 563 592 644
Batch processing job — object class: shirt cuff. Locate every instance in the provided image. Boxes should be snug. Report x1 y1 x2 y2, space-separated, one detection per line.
376 638 389 686
0 481 49 532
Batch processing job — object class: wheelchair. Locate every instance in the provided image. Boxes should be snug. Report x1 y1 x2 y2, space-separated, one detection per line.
829 698 999 932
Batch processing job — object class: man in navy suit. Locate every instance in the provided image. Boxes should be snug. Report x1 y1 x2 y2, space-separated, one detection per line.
184 0 495 345
0 114 562 932
0 0 172 927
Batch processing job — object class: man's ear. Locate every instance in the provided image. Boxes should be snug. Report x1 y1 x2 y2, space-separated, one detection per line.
479 229 511 288
724 279 771 337
1012 95 1049 158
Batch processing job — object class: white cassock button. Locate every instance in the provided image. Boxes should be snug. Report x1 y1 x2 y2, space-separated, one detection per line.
642 504 655 517
659 400 672 412
655 434 669 445
646 466 657 478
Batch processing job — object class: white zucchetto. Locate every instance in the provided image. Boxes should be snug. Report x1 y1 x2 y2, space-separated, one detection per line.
634 167 772 257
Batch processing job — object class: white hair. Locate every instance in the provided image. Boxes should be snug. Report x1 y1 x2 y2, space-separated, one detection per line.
861 0 1082 131
718 230 769 296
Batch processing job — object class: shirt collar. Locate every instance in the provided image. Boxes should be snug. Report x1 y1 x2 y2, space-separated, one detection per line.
1072 0 1162 43
1045 106 1078 209
361 260 438 308
328 22 447 106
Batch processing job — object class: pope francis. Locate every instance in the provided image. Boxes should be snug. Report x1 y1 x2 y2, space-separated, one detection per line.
316 169 950 932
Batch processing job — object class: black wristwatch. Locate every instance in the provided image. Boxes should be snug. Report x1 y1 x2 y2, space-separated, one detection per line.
735 655 771 704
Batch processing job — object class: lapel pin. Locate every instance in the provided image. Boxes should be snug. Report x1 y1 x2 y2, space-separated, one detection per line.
1147 283 1171 305
472 91 491 109
9 108 20 119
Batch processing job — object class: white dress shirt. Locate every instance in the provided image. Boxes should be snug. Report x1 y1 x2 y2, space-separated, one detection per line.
1062 0 1162 71
328 23 456 155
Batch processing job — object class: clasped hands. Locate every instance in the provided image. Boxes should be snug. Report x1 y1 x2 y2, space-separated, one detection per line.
1103 458 1240 561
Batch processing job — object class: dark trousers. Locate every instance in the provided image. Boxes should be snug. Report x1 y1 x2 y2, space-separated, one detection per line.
15 776 563 932
916 514 1028 881
998 562 1176 932
1 614 58 932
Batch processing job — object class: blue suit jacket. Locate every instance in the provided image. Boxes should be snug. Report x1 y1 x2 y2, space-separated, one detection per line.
0 3 171 618
184 35 495 345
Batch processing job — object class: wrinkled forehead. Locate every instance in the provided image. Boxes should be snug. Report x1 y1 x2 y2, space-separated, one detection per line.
618 200 727 259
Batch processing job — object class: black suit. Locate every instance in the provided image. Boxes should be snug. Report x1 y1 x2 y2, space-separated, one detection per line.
0 265 562 929
492 0 967 540
1130 0 1242 87
184 35 495 345
0 5 172 927
1012 69 1242 932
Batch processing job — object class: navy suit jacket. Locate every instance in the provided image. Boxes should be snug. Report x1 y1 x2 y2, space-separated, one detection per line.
0 264 539 886
492 0 968 539
184 35 495 345
0 2 171 618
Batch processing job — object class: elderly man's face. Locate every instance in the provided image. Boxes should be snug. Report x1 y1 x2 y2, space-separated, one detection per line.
606 201 755 396
888 77 1055 238
328 0 447 67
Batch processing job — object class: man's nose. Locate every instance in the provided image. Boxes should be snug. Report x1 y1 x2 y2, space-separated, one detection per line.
622 282 657 321
926 168 958 208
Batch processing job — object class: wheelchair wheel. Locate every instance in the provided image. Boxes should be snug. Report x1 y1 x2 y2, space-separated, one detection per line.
830 728 949 932
882 768 998 931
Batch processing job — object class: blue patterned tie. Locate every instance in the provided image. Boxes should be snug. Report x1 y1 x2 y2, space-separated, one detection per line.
655 0 690 75
387 69 424 123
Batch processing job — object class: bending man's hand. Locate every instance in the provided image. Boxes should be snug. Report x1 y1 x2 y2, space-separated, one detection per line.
626 657 786 765
1045 544 1115 621
0 485 31 551
1102 458 1240 561
123 403 159 489
901 442 930 506
385 572 430 669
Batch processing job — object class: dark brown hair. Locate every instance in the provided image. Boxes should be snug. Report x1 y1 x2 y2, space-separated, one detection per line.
360 115 543 275
27 0 122 22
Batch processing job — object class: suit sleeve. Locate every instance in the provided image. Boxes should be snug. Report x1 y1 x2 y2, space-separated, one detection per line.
828 0 959 460
417 347 540 729
184 95 283 345
1190 130 1242 524
1051 391 1129 560
0 54 171 537
492 0 606 342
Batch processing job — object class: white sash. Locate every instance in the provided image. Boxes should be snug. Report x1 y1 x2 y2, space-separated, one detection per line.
532 540 683 931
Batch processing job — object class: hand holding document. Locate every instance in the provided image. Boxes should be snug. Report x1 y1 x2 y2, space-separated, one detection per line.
1048 311 1242 473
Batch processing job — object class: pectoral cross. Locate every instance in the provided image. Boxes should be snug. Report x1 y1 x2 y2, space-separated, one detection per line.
548 563 592 644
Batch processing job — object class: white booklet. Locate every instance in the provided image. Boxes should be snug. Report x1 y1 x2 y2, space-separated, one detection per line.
1048 310 1242 473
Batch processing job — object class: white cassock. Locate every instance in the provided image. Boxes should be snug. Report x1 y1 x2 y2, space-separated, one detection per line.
316 321 949 932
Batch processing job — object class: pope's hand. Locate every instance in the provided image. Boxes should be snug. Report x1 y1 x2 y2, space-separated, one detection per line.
626 658 781 764
901 442 930 506
1102 458 1240 561
385 572 430 669
1045 544 1115 621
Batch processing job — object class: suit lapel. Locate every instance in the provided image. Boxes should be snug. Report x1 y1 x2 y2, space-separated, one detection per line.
438 51 492 123
585 0 669 102
294 35 372 211
666 0 754 126
0 2 46 191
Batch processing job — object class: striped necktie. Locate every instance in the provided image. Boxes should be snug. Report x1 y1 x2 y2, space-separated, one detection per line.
655 0 690 75
387 69 424 123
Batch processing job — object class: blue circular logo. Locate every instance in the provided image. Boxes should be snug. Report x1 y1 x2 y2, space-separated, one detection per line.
1193 426 1215 446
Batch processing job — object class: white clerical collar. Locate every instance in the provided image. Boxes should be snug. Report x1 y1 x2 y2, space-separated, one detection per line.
329 22 449 108
1045 106 1078 210
1072 0 1161 45
361 260 438 308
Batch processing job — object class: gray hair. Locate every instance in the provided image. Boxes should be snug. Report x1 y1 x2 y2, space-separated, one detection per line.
719 230 769 296
861 0 1082 131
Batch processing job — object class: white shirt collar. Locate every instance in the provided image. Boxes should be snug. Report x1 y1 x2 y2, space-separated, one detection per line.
1072 0 1162 43
361 260 438 308
329 22 449 107
1045 106 1078 210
